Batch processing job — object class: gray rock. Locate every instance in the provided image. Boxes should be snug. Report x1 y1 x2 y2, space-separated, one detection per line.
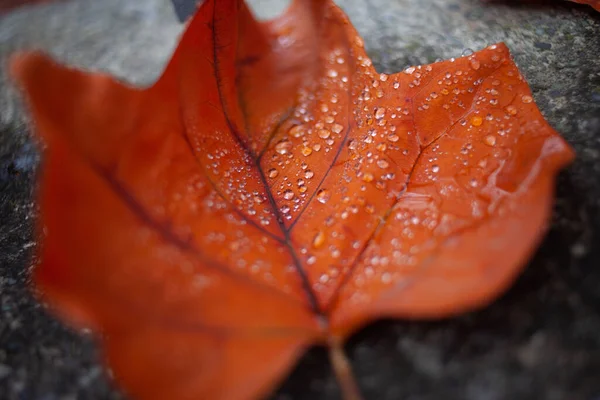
1 0 599 399
0 364 11 380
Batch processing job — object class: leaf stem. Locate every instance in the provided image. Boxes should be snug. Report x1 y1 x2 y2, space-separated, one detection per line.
328 339 364 400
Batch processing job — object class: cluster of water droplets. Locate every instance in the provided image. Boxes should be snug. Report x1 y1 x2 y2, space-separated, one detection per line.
175 32 544 309
331 44 545 307
261 44 352 230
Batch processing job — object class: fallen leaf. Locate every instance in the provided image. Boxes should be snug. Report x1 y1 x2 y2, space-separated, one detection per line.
11 0 574 399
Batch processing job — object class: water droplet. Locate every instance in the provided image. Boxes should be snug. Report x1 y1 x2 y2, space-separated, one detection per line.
387 134 399 142
305 170 314 179
505 105 518 116
283 189 295 200
332 124 344 134
313 231 326 248
249 196 262 208
431 164 440 173
375 107 386 120
275 139 292 154
521 95 533 103
393 81 400 89
327 69 338 78
289 125 305 138
268 168 279 178
379 73 389 82
404 66 416 74
381 272 392 284
377 159 389 169
462 48 474 57
331 248 341 259
318 129 331 139
484 135 497 146
470 116 483 127
301 146 313 156
469 58 481 70
317 189 331 204
362 173 374 182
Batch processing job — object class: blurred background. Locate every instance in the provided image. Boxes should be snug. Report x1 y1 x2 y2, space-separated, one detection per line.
1 0 599 399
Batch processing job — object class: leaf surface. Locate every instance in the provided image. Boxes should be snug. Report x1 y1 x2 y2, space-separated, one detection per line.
12 0 574 398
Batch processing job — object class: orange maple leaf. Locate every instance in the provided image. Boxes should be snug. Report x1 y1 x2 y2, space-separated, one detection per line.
11 0 574 399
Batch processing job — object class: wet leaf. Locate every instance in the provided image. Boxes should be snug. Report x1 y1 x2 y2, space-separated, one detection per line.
11 0 574 399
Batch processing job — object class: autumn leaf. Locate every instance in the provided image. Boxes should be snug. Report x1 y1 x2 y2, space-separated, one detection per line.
11 0 574 399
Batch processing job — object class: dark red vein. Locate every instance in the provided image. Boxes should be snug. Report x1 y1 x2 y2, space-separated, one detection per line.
177 104 285 245
86 160 308 309
287 31 356 234
323 62 506 312
209 0 321 314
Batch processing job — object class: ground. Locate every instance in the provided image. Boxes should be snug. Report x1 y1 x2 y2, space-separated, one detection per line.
0 0 599 399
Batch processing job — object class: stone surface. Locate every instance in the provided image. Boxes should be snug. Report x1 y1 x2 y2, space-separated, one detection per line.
0 0 599 399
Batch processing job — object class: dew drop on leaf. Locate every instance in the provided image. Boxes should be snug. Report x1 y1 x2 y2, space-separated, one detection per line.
377 160 389 169
381 272 392 284
484 135 497 147
505 105 518 116
471 116 483 127
302 146 313 156
332 124 344 134
289 125 305 138
317 189 331 204
521 95 533 103
318 129 331 139
283 189 295 200
313 231 326 248
275 139 292 154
